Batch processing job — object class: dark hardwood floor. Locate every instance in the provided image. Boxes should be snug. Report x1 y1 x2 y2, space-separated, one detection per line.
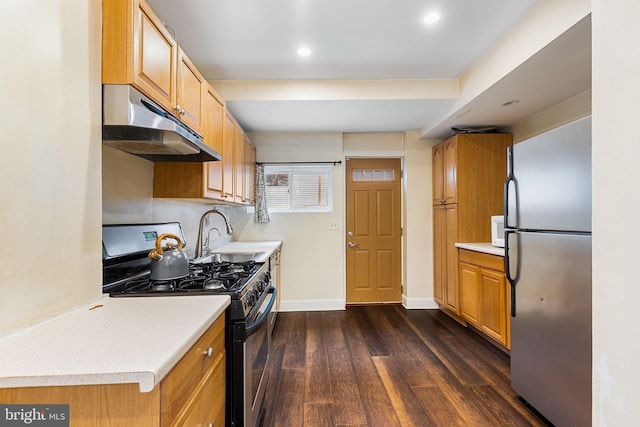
261 305 550 427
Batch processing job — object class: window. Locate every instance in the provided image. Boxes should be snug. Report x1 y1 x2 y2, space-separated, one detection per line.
264 165 333 212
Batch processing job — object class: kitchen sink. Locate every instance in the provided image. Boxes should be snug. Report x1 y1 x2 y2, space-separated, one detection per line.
193 252 266 264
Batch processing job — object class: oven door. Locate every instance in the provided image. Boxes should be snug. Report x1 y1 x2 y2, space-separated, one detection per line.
236 286 276 427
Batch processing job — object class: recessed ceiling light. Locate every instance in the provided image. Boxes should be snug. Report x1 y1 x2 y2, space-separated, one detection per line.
297 46 311 57
423 12 440 25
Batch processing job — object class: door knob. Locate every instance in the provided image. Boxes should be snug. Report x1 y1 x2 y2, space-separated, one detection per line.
348 242 359 249
347 231 354 237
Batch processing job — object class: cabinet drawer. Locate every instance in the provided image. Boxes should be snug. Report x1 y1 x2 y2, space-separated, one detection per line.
172 354 226 427
161 314 225 425
459 249 504 272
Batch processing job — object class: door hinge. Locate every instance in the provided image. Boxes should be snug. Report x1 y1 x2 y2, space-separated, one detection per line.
401 227 403 236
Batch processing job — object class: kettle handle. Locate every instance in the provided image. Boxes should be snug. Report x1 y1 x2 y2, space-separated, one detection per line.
148 233 184 259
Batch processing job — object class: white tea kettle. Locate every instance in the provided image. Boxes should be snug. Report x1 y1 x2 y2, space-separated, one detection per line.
148 233 190 280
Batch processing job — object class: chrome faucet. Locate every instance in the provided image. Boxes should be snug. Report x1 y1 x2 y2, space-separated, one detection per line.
195 208 234 258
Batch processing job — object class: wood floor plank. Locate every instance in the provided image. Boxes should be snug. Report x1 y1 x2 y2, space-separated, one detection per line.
305 312 333 403
372 356 437 427
412 386 469 427
321 311 368 425
279 311 307 369
304 403 335 427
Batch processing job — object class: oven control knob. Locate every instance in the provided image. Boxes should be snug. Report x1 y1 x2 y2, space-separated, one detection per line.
263 271 271 282
249 294 256 307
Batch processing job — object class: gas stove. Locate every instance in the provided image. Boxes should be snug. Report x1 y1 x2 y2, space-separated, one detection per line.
102 223 270 319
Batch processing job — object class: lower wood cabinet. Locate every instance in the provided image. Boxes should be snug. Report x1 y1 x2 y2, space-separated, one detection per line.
458 249 510 348
0 315 226 426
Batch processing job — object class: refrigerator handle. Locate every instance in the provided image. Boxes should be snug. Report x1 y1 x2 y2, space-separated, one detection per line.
505 229 517 317
504 144 516 229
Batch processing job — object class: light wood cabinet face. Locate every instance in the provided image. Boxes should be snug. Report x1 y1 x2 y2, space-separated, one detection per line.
432 142 445 204
444 204 459 313
443 138 458 204
458 249 509 348
177 48 205 135
245 138 256 204
222 113 236 200
432 206 445 304
234 123 245 203
205 86 226 198
133 0 177 113
460 262 480 323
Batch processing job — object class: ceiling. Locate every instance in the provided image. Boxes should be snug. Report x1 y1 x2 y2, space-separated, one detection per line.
147 0 591 138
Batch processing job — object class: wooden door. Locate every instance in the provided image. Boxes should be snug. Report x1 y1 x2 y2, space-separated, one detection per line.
234 122 245 203
480 268 507 345
346 158 402 304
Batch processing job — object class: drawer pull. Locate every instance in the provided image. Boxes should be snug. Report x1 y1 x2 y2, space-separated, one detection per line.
203 347 214 358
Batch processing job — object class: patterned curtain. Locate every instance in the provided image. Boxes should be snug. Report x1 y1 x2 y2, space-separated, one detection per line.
254 164 270 223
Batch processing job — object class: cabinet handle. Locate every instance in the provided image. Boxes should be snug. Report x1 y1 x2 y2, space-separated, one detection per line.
174 104 182 114
208 423 213 427
202 347 214 358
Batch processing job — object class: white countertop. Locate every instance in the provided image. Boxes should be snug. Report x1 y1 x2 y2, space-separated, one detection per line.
455 242 505 257
0 295 230 393
211 240 282 262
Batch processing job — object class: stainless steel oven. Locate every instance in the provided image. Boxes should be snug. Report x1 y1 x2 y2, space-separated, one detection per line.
234 286 276 427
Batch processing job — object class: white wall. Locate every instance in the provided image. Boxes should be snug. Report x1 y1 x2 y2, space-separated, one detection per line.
102 146 235 258
234 133 345 311
404 132 438 309
592 1 640 424
0 1 103 336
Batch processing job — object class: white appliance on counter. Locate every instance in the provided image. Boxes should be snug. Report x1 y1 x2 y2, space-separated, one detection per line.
491 215 505 247
505 116 592 426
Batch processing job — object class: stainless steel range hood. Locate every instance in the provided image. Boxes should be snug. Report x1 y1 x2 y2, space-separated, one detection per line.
102 85 222 162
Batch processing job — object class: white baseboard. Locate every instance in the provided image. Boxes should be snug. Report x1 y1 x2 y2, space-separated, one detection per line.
402 295 439 309
279 299 346 312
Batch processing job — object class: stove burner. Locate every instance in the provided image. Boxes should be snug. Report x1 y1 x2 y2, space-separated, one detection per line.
149 280 175 292
203 278 226 290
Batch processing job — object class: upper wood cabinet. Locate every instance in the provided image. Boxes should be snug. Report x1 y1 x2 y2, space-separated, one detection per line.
176 48 206 135
234 122 246 204
204 85 226 199
245 137 256 205
102 0 204 136
222 112 237 201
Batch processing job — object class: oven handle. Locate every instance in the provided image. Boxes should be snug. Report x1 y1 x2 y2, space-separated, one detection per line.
245 286 276 338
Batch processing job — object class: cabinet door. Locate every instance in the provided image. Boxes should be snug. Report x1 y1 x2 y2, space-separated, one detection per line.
479 268 507 345
432 206 445 304
133 0 177 113
459 262 480 324
222 113 236 200
244 138 256 204
432 142 445 204
176 48 205 135
172 354 225 427
443 137 457 204
234 123 246 203
444 204 459 313
205 85 226 198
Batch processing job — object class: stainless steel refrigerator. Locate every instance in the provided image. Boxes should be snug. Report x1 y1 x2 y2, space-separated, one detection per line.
505 116 592 427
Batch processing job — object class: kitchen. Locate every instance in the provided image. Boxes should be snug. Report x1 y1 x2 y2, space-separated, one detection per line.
0 0 639 426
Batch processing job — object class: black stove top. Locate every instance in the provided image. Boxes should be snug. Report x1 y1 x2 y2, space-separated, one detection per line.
108 260 264 297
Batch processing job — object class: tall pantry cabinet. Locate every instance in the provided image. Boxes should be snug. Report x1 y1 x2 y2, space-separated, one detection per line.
432 133 511 317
